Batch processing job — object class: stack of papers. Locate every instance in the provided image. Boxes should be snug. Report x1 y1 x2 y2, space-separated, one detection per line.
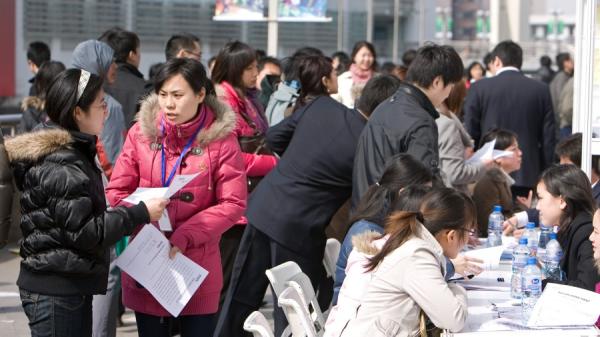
115 225 209 317
467 139 514 165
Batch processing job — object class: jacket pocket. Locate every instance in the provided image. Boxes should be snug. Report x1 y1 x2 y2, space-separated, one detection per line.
366 317 402 337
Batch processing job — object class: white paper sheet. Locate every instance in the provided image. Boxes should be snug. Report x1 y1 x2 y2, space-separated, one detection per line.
467 139 496 164
463 246 504 270
121 173 200 231
115 225 209 317
493 150 514 159
527 283 600 327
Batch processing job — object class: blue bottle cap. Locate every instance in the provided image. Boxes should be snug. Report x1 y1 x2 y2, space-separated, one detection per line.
519 238 528 245
549 232 557 240
526 222 535 229
527 257 537 265
493 205 502 212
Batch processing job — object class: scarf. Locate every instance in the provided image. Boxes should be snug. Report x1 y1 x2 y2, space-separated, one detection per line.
350 63 374 85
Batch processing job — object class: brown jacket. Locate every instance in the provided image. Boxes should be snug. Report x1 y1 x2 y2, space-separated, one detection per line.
472 167 514 236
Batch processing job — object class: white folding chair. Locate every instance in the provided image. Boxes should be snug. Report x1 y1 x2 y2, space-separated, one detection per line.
243 311 275 337
322 238 341 281
278 285 319 337
266 261 326 335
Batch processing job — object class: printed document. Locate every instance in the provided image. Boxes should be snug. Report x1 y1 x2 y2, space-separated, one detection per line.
467 139 495 164
115 224 209 317
527 283 600 327
463 245 504 270
122 173 200 231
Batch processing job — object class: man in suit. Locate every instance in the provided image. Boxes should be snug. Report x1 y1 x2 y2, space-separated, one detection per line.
463 40 556 194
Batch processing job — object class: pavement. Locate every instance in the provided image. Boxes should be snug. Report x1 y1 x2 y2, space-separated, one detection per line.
0 244 275 337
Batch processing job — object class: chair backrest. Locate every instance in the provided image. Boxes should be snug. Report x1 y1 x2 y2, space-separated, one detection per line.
266 261 303 298
243 311 275 337
278 285 318 337
323 238 341 281
286 276 325 332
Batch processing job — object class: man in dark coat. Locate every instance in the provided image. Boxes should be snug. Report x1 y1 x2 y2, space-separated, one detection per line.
102 29 146 128
463 40 556 193
352 44 464 207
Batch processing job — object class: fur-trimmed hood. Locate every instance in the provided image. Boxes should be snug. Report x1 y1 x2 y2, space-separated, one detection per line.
137 93 237 147
20 96 44 112
351 231 383 255
5 128 72 163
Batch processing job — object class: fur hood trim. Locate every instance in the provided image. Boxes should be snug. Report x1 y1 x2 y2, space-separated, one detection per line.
351 231 382 255
21 96 44 112
5 129 72 162
137 94 237 147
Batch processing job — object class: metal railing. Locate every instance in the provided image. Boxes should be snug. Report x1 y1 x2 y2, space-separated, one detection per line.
0 114 22 137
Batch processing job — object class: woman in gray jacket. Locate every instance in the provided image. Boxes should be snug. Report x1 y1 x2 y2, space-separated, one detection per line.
340 188 474 337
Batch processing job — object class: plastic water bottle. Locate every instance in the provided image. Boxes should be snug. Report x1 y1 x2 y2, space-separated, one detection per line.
487 205 504 247
522 257 542 319
537 224 552 258
543 233 563 281
523 222 539 256
511 238 530 299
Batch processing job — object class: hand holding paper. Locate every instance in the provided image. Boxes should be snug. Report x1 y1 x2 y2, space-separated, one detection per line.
123 173 200 231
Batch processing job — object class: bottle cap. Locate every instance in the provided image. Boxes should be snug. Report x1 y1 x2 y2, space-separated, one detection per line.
526 222 535 229
527 257 537 265
493 205 502 212
519 238 528 245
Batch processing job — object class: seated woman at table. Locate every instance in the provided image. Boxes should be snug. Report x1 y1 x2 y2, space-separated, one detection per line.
536 164 600 291
472 128 532 237
338 188 474 337
587 209 600 328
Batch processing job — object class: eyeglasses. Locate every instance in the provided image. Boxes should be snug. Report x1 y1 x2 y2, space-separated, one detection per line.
92 98 108 110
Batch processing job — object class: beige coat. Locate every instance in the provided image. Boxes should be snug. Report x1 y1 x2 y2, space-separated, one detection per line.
332 71 364 108
340 223 468 337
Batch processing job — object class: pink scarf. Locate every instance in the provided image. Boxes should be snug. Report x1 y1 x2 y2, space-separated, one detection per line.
350 63 374 85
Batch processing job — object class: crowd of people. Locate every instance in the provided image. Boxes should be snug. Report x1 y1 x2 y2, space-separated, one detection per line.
2 27 598 337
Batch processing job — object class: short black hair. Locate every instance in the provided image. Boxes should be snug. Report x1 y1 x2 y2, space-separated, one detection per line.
556 52 571 71
356 75 402 116
406 44 464 88
165 33 200 61
282 46 324 81
154 58 214 96
34 61 66 101
331 51 351 75
27 41 51 67
401 49 417 67
255 49 267 60
480 128 518 151
258 56 281 72
148 62 164 82
101 29 140 64
211 41 256 90
46 68 103 131
491 40 523 69
483 52 495 69
556 133 582 167
540 55 552 67
380 62 397 75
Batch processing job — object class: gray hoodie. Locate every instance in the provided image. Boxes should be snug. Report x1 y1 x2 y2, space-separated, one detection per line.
72 40 125 165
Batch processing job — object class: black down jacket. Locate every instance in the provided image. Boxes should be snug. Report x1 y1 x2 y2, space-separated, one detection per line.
5 128 149 296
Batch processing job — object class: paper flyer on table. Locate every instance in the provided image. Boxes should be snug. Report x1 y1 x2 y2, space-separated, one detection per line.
463 245 504 270
122 173 200 231
527 283 600 328
115 225 209 317
467 139 496 164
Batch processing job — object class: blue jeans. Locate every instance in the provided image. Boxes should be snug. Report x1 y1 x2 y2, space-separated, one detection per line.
20 289 93 337
135 312 215 337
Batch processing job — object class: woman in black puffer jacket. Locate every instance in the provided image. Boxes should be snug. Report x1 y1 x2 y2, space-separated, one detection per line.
5 68 169 337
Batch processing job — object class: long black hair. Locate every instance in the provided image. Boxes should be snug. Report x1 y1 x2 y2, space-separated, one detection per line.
294 55 333 111
350 154 433 226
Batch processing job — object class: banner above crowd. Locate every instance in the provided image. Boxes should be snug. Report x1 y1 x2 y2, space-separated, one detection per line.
213 0 330 22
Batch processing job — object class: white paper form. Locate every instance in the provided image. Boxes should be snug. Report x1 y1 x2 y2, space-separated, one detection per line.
527 283 600 328
463 246 504 271
492 150 514 160
122 173 200 231
467 139 496 164
115 225 209 317
459 270 512 292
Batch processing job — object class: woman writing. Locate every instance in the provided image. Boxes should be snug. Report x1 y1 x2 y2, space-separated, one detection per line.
106 58 247 336
6 69 168 337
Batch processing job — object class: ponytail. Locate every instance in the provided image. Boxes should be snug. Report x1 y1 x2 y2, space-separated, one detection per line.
366 211 421 272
